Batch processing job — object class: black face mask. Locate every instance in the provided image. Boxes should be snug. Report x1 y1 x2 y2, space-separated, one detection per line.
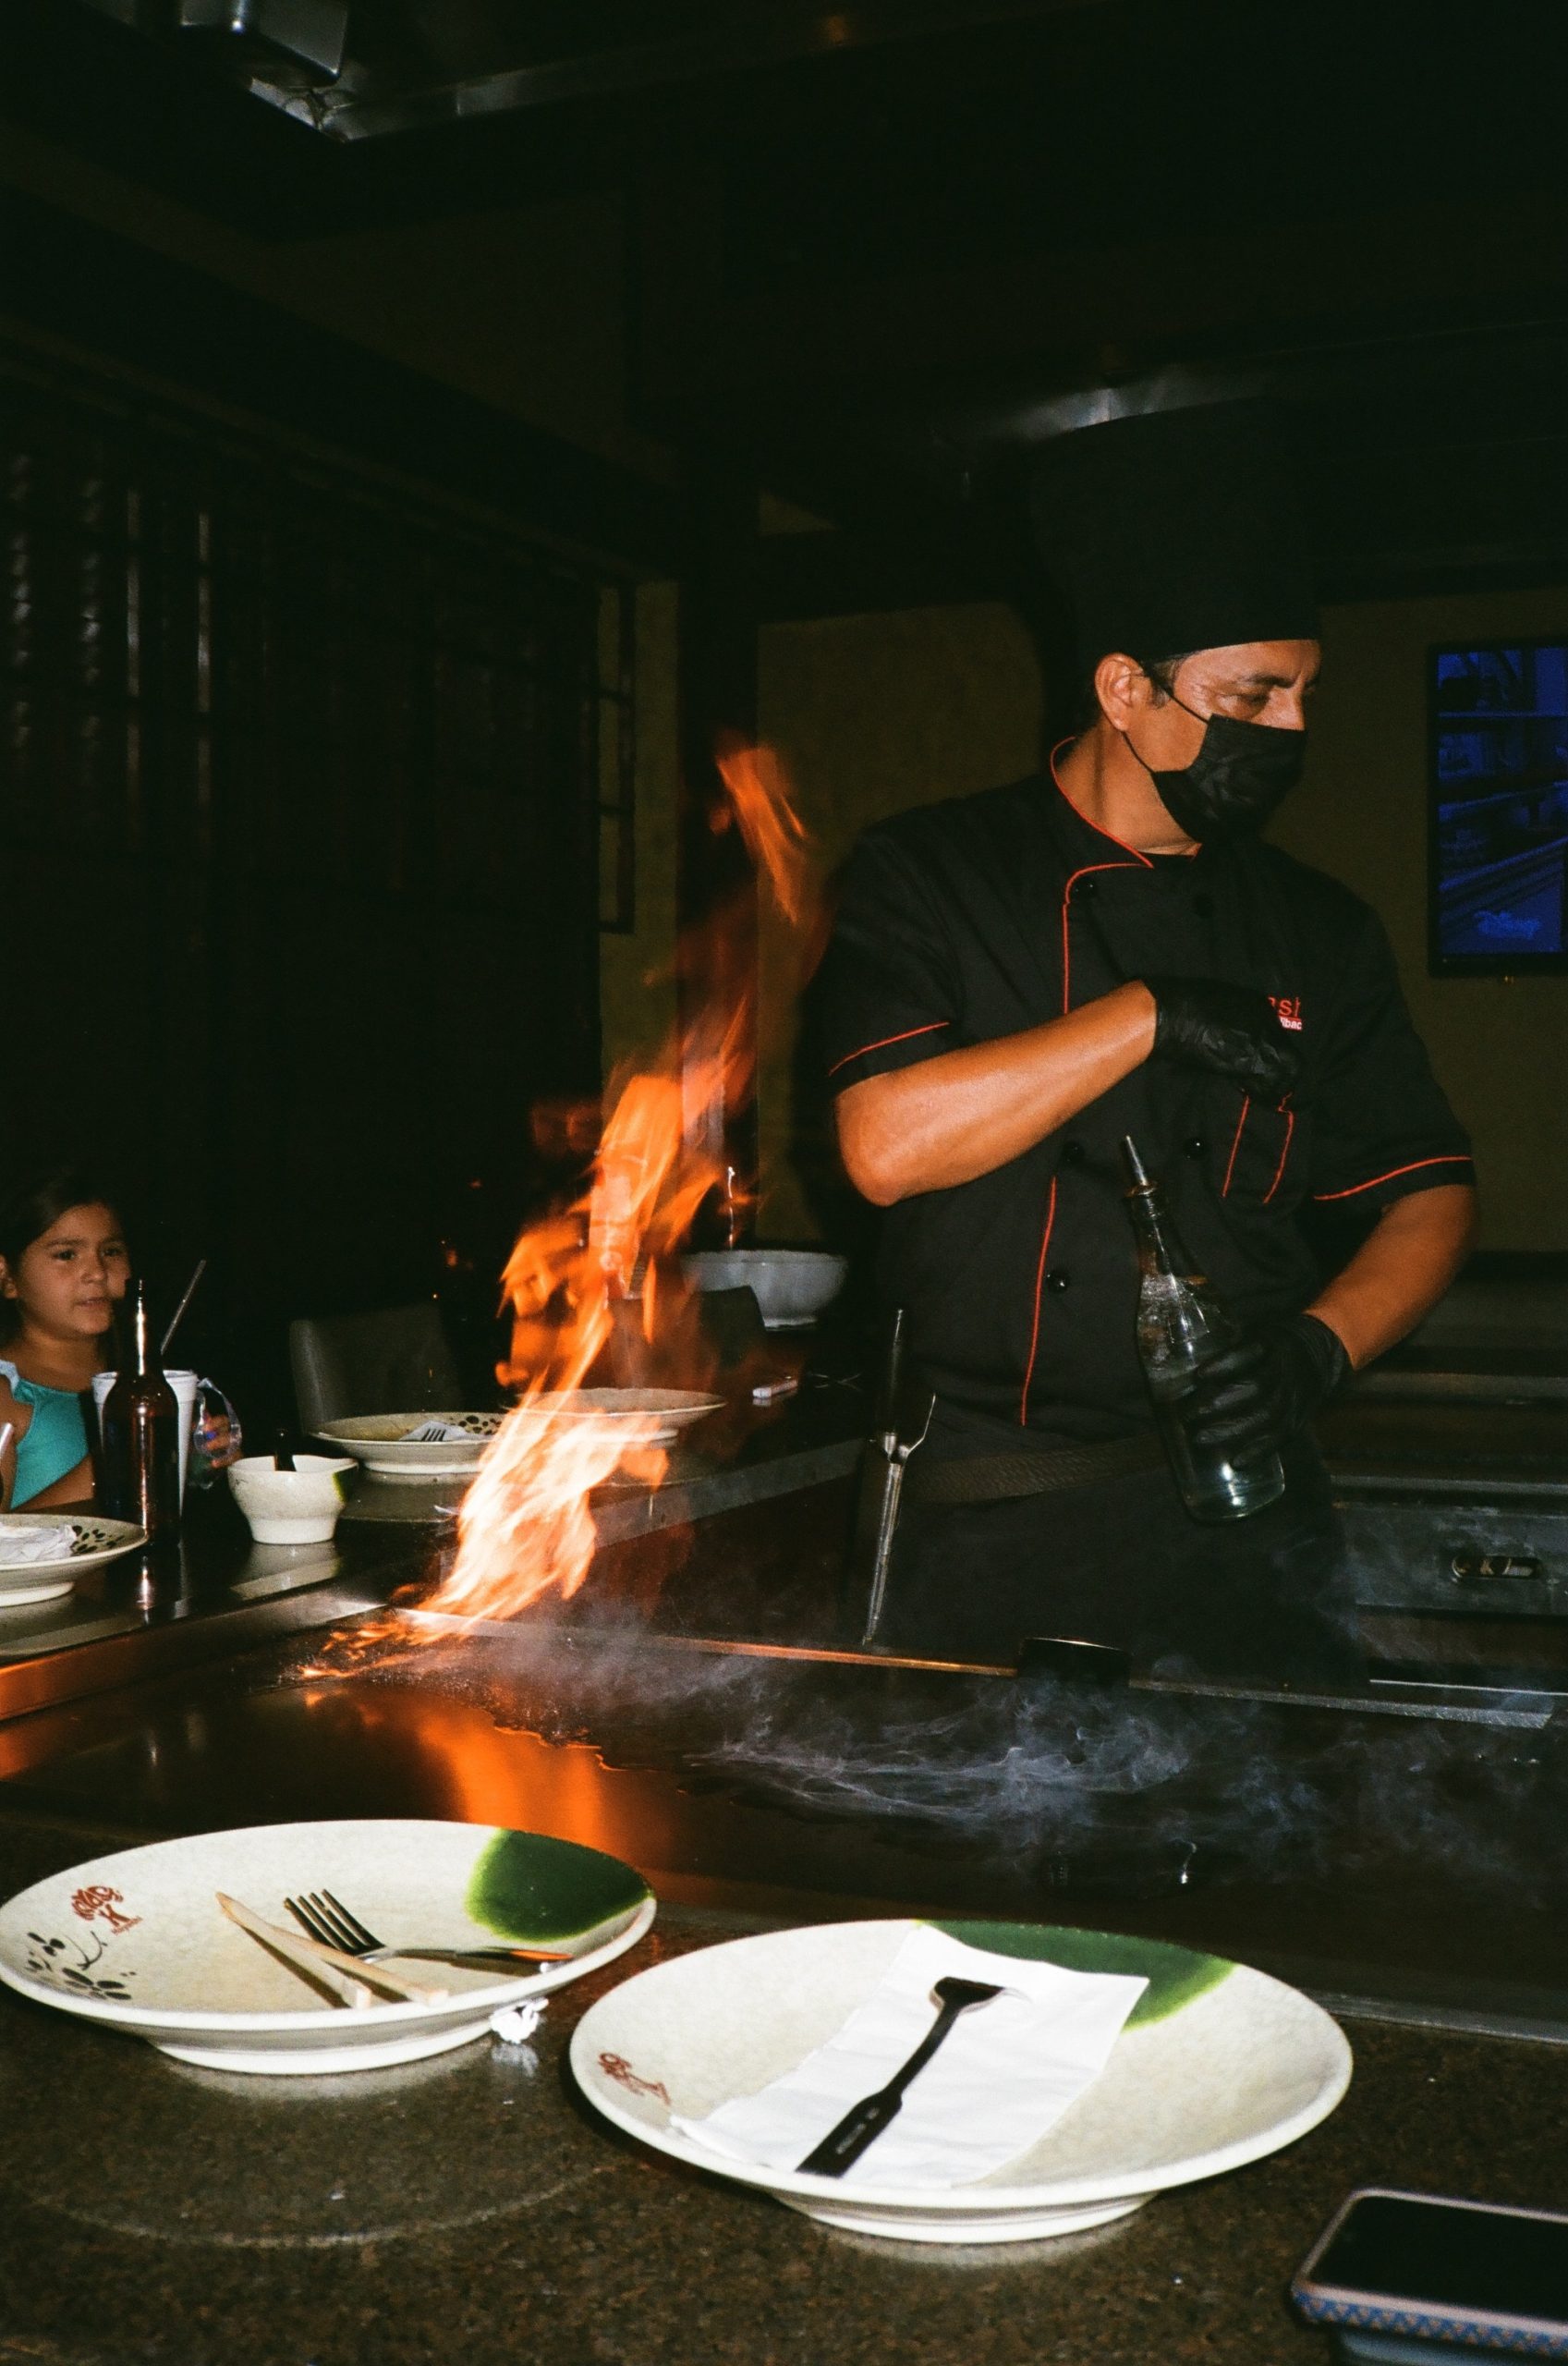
1127 690 1306 841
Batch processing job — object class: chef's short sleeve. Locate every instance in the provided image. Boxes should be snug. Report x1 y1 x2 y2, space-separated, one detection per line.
817 828 961 1092
1307 906 1476 1213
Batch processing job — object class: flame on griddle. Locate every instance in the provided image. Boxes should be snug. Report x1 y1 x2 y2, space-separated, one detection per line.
310 742 822 1666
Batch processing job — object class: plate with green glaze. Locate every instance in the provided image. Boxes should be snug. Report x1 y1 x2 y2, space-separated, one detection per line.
0 1821 653 2076
570 1918 1350 2244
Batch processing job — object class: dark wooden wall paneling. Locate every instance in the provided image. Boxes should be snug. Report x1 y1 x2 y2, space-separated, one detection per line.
2 351 605 1423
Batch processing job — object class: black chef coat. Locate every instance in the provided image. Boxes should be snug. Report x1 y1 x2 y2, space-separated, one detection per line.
820 766 1474 1453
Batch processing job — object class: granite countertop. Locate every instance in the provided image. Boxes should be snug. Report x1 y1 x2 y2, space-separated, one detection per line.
0 1814 1564 2366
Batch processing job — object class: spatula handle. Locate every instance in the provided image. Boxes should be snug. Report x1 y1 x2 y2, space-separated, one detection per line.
797 2089 905 2176
797 1994 968 2177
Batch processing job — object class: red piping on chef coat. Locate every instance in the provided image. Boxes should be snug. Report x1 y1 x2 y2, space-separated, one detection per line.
1262 1105 1296 1204
1060 865 1145 1014
1048 742 1159 866
1033 748 1149 1424
1030 750 1169 1422
1049 747 1153 1017
826 1020 950 1079
1312 1154 1472 1201
1221 1099 1250 1197
1019 1176 1059 1427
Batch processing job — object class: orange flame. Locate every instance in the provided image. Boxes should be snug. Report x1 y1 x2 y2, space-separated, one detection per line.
396 742 821 1635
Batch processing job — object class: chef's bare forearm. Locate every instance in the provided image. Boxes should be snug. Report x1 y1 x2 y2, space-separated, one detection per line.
1307 1184 1477 1370
834 982 1158 1203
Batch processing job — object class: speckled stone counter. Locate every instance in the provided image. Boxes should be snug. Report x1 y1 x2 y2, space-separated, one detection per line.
0 1813 1565 2366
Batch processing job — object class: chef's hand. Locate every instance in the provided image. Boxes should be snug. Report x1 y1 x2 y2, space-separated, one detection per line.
1181 1313 1349 1458
1142 976 1300 1104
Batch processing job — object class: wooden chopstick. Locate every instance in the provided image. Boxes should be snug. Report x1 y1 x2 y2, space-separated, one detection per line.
215 1893 451 2007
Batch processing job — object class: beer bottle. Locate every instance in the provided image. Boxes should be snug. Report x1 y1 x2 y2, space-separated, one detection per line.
100 1279 181 1537
1122 1136 1285 1523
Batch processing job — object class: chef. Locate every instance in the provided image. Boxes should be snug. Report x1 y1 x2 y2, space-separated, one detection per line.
819 405 1476 1680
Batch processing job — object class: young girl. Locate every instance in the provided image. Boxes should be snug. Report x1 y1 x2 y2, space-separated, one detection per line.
0 1171 131 1509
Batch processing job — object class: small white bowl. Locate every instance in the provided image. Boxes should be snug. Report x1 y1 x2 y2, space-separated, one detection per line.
227 1455 354 1544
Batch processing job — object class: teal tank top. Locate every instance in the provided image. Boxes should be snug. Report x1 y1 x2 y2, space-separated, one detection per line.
1 1360 91 1507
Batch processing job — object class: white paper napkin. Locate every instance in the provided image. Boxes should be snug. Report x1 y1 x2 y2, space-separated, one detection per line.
673 1924 1147 2189
401 1422 475 1444
490 1997 547 2045
0 1525 77 1566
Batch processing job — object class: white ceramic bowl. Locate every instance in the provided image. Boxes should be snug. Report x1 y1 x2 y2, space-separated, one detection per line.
0 1818 656 2076
228 1455 355 1543
680 1250 849 1330
571 1918 1352 2245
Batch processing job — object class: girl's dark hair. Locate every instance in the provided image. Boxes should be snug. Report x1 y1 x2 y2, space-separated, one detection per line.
0 1167 126 1273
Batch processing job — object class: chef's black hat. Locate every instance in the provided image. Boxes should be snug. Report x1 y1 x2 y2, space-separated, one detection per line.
1028 403 1319 670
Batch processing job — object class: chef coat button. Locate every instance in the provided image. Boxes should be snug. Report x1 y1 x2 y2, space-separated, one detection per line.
1183 1137 1207 1159
1193 893 1214 919
1077 875 1098 897
1060 1138 1086 1166
1044 1267 1071 1292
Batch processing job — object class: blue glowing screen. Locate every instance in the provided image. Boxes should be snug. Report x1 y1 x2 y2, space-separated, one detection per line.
1433 641 1568 966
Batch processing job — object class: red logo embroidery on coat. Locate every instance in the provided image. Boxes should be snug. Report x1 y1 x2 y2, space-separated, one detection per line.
1270 995 1304 1032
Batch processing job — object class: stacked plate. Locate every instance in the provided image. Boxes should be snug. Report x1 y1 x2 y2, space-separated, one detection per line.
317 1392 722 1482
0 1819 654 2075
508 1388 723 1446
312 1412 502 1482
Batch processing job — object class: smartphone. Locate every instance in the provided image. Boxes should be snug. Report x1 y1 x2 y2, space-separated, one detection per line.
1293 2188 1568 2358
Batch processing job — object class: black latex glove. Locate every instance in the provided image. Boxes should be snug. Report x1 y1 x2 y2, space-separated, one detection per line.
1143 975 1300 1104
1181 1313 1350 1458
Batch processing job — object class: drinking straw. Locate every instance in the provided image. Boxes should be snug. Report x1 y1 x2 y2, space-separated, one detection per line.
160 1258 209 1358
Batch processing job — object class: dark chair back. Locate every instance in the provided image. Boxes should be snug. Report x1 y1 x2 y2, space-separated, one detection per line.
289 1300 464 1433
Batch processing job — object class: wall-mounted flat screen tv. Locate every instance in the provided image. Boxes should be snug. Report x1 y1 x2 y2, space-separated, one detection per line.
1430 637 1568 973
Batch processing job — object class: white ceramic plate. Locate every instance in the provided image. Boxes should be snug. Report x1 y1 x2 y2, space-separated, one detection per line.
313 1412 503 1482
570 1919 1351 2245
513 1389 723 1446
0 1818 655 2076
0 1513 148 1604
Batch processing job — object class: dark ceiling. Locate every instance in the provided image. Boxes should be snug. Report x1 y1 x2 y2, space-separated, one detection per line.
6 0 1567 609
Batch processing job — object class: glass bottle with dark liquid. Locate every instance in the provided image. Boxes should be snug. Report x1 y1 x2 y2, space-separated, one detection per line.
100 1278 181 1537
1122 1135 1285 1523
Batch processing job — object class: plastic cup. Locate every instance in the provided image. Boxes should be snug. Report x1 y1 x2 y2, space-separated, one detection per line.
91 1369 201 1502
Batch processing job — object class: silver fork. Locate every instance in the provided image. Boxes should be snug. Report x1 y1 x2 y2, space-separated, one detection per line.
284 1888 572 1969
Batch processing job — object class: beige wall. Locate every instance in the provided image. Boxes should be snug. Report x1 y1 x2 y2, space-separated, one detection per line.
735 588 1568 1250
1273 590 1567 1251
